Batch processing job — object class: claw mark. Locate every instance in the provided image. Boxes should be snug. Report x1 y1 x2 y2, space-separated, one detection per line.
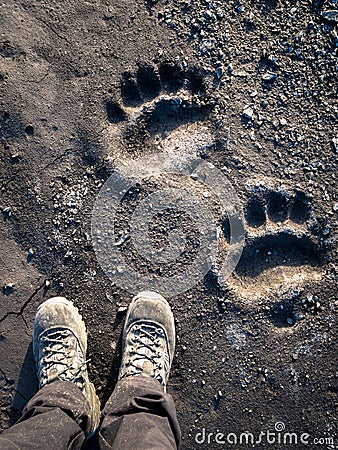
224 181 325 303
104 61 212 145
236 186 321 277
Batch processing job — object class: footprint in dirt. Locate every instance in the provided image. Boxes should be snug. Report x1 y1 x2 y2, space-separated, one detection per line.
103 66 325 303
104 61 215 155
224 181 326 300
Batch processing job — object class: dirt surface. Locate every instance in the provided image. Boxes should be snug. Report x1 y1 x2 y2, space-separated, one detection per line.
0 0 337 448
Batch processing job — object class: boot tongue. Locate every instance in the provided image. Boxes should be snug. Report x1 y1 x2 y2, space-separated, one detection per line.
142 360 155 377
46 366 62 384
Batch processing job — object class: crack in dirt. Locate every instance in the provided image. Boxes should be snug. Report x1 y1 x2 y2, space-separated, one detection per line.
41 148 74 171
38 18 71 44
20 313 28 329
0 281 46 325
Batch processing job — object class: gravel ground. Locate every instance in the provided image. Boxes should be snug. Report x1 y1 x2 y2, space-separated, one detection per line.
0 0 337 448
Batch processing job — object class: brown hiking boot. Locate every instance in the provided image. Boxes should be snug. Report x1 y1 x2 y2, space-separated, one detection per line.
118 291 175 393
33 297 100 435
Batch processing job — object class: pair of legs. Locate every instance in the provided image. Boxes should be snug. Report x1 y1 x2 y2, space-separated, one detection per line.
0 292 181 449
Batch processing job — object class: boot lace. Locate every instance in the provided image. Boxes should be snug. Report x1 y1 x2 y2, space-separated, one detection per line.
122 323 170 385
37 328 88 391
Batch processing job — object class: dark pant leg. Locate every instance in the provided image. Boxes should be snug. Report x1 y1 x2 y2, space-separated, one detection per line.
0 381 92 450
96 376 181 450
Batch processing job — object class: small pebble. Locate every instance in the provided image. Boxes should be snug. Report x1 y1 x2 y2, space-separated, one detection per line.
262 73 277 82
170 97 183 112
322 226 330 236
294 313 304 321
243 106 254 120
332 137 338 152
3 283 14 291
113 233 130 247
3 207 12 217
216 66 223 79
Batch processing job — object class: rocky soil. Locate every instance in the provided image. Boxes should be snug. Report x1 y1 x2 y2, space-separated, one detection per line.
1 0 337 448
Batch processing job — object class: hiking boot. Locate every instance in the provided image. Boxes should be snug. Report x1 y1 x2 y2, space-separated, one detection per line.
33 297 100 434
118 291 175 393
